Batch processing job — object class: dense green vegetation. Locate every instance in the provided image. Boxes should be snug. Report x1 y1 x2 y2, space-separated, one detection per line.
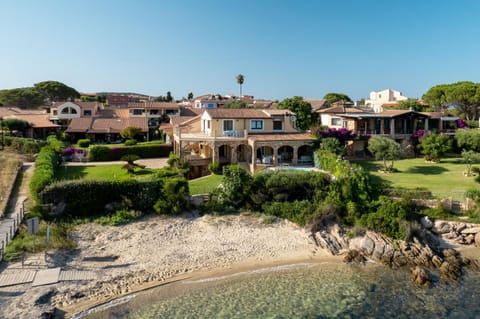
29 138 63 200
207 160 406 239
88 144 172 161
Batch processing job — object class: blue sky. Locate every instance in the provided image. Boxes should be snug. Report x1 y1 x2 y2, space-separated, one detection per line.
1 0 479 101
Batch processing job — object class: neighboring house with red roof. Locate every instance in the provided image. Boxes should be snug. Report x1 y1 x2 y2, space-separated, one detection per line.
173 108 316 177
0 107 60 138
57 101 180 142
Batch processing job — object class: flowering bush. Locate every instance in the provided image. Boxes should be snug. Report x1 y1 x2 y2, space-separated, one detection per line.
63 147 87 157
456 118 468 129
414 129 427 138
313 127 355 144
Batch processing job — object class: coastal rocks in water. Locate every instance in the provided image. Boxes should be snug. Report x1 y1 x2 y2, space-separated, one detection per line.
343 249 367 264
310 223 349 255
410 266 432 287
420 216 433 229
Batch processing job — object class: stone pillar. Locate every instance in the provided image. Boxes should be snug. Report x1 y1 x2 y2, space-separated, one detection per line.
251 143 257 172
380 120 385 134
293 145 299 165
213 145 219 163
390 119 395 138
231 144 238 164
425 119 429 131
273 146 279 166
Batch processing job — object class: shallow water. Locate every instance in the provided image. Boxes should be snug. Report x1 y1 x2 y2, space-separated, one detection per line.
82 263 480 319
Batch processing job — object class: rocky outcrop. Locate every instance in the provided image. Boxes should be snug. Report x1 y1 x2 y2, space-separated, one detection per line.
410 266 431 287
310 223 349 255
432 220 480 245
311 219 480 286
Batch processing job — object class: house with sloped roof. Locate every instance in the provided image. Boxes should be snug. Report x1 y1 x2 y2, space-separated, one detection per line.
0 107 60 138
61 101 181 142
173 108 316 177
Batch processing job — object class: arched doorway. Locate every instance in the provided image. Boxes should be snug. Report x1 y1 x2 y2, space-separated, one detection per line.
236 144 251 163
298 145 314 165
278 145 293 164
218 144 232 164
256 146 274 164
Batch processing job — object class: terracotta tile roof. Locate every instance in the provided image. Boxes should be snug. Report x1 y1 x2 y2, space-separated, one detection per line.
98 108 130 119
317 106 367 114
159 123 173 134
0 107 47 116
128 102 180 110
0 107 58 128
8 114 60 128
205 108 271 119
304 99 329 111
170 115 200 126
341 110 429 119
66 117 147 134
65 118 93 133
420 112 444 118
52 101 99 110
89 118 147 133
262 109 291 116
180 107 203 116
248 133 316 142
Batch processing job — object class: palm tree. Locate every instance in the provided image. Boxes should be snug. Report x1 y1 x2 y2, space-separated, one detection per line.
236 74 244 98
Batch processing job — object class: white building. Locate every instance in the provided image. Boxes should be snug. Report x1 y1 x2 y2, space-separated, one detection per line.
365 89 408 113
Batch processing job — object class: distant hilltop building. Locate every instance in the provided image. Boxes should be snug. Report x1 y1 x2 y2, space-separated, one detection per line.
365 89 408 113
107 95 134 107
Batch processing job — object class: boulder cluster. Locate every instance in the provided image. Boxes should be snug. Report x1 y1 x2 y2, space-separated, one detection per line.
312 218 480 287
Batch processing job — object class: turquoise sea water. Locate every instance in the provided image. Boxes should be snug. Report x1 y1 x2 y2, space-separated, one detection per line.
81 263 480 319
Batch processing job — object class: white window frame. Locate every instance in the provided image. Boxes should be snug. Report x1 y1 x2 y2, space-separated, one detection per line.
331 117 342 126
250 119 264 131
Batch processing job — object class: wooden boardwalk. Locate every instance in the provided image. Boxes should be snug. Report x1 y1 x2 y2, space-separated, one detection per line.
0 271 36 287
0 268 97 287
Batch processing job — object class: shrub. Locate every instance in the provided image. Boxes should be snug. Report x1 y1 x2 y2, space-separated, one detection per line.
154 177 190 215
124 139 137 146
418 133 452 162
208 161 222 175
8 137 45 154
30 145 60 199
262 200 315 226
77 139 91 148
367 136 401 172
39 179 163 217
359 196 409 240
95 208 143 226
88 144 172 161
121 126 142 140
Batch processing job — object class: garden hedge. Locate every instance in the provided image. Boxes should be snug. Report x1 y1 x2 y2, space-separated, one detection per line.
88 144 172 161
30 146 60 200
39 178 163 216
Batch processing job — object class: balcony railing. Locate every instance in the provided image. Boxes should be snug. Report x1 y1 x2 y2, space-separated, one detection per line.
175 129 248 140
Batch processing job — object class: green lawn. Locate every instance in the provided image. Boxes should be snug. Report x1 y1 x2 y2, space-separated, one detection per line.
189 174 223 195
57 164 155 180
354 157 479 198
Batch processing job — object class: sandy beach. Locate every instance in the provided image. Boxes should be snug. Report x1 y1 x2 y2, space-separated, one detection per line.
0 212 339 319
